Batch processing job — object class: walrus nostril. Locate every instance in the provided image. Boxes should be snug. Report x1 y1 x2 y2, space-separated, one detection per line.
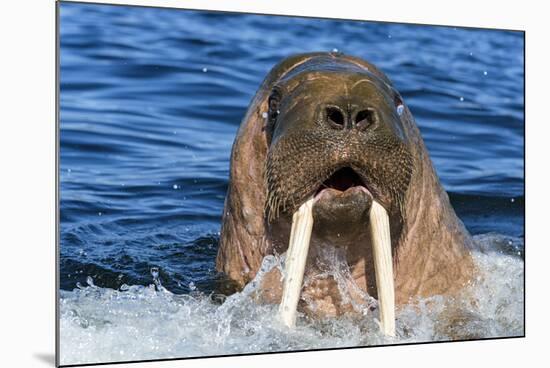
325 107 345 129
355 108 377 130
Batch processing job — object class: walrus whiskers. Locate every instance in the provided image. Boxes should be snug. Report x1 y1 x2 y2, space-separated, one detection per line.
370 200 396 336
279 197 315 327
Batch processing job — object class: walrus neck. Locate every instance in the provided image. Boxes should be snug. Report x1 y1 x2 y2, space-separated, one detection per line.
393 138 475 305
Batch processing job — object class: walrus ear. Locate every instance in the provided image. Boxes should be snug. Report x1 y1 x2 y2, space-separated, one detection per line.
265 87 281 145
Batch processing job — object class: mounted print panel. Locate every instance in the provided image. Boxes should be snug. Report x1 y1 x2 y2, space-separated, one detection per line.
57 1 524 366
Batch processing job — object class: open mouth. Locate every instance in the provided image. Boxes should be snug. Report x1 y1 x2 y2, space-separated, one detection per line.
315 167 368 196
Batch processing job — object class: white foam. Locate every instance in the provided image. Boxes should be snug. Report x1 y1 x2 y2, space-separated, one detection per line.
59 234 524 366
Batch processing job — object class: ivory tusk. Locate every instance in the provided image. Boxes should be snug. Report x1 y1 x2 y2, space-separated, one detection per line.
279 197 315 328
370 200 396 337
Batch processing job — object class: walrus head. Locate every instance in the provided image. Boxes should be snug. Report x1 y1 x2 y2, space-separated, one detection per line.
260 56 415 333
264 63 413 252
217 52 474 335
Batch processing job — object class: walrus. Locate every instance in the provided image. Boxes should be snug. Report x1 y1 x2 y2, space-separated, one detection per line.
216 52 475 335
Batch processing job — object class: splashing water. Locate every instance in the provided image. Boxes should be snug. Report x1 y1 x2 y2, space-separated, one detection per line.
59 234 524 366
302 246 378 316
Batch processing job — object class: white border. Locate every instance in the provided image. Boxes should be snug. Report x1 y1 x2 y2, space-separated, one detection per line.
57 0 527 31
2 1 548 367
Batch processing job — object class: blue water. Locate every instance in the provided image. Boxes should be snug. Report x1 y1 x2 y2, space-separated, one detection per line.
59 3 523 304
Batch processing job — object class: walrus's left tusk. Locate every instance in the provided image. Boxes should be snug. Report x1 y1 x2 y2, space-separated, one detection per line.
370 200 396 337
279 197 315 328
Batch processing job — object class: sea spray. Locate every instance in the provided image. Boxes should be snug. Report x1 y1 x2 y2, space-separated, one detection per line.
59 234 524 365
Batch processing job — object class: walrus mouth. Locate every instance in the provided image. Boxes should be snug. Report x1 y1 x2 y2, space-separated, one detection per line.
315 167 368 196
267 157 406 335
279 171 396 336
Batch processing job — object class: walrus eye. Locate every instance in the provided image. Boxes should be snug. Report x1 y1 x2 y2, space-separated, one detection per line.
268 90 281 122
266 89 281 144
355 108 377 130
268 99 279 119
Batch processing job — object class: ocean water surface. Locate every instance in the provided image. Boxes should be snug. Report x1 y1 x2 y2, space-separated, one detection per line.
58 2 524 365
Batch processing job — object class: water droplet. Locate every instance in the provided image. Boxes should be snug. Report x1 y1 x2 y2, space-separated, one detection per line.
397 104 404 116
67 168 71 173
202 67 208 72
98 212 102 216
173 184 179 190
510 198 515 203
387 34 392 39
151 267 165 292
86 276 95 287
483 71 488 76
469 52 473 56
332 48 339 53
459 97 464 102
189 281 196 291
150 267 159 279
262 112 268 119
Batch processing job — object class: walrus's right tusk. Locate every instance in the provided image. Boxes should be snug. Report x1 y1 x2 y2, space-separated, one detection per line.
370 200 396 337
279 197 315 328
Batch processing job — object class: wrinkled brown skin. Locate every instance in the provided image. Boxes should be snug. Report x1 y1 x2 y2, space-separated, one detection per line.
216 52 475 317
